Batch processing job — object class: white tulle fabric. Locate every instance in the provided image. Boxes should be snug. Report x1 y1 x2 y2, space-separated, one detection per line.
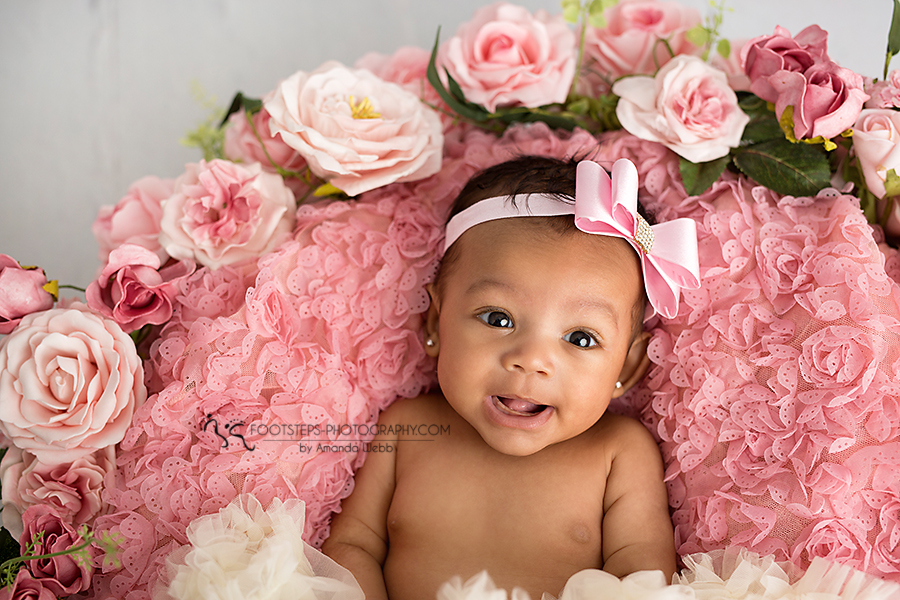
155 495 363 600
436 549 900 600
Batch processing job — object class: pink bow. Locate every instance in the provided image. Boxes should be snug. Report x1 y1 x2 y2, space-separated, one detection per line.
574 160 700 320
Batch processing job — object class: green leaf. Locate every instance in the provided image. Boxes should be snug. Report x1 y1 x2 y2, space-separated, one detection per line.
886 0 900 79
732 138 832 196
587 0 608 28
567 97 591 116
716 38 731 59
885 168 900 198
679 155 730 196
685 24 710 48
219 92 262 128
737 93 783 144
426 28 491 122
561 0 581 23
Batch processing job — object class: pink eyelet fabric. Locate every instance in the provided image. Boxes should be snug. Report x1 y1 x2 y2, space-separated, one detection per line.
597 130 900 582
86 123 603 599
86 126 900 598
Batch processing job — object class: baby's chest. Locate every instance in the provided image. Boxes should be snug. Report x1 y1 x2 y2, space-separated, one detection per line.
388 442 607 558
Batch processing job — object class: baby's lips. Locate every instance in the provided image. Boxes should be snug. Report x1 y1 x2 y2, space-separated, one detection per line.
496 395 547 415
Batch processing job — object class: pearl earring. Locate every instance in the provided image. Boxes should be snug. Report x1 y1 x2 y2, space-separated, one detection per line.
615 381 622 389
425 338 435 348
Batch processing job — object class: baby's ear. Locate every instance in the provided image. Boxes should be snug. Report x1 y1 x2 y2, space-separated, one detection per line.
613 331 651 398
424 283 441 357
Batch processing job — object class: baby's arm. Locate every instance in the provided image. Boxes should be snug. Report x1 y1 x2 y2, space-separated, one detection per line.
601 416 677 580
322 408 400 600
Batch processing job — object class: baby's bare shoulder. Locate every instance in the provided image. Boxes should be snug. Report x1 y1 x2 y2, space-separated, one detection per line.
378 393 446 426
591 413 659 451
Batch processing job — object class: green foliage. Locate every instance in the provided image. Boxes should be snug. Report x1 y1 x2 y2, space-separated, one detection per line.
426 29 583 133
180 82 226 161
0 526 123 589
738 94 784 143
886 0 900 79
688 0 733 61
679 155 730 196
732 138 832 197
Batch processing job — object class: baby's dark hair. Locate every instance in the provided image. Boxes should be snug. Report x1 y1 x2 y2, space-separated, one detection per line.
436 154 655 336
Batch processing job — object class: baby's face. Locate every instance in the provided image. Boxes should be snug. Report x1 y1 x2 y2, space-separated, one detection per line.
428 218 646 456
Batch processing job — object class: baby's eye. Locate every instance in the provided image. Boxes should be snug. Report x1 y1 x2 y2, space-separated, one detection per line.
564 330 598 348
477 310 513 329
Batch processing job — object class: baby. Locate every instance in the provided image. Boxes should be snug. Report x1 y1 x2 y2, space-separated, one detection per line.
322 155 700 600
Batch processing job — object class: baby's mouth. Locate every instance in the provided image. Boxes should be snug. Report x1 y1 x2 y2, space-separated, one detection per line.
495 396 549 416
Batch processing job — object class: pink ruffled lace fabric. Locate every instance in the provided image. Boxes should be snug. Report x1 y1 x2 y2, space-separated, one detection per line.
597 131 900 582
88 125 900 598
88 123 602 600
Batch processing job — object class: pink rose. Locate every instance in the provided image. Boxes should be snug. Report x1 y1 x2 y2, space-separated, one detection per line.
0 256 54 335
866 69 900 109
0 304 146 464
770 61 869 141
159 159 296 269
581 0 701 93
613 55 749 162
85 244 194 332
265 62 443 197
356 47 454 131
0 447 114 540
438 2 576 112
223 105 308 176
92 175 173 264
356 46 431 93
741 25 829 103
20 505 92 596
0 569 56 600
852 109 900 201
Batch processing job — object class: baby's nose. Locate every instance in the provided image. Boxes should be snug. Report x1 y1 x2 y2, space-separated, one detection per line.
500 334 554 376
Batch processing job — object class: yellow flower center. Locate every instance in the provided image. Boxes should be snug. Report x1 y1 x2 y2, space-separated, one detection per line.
349 96 381 119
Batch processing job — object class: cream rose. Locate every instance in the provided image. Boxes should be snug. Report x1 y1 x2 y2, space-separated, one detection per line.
264 61 443 197
613 55 749 163
0 304 145 464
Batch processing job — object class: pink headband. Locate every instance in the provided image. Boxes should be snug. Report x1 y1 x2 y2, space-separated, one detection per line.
443 159 701 320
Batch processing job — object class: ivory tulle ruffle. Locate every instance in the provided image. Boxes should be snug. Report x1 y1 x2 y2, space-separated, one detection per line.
436 548 900 600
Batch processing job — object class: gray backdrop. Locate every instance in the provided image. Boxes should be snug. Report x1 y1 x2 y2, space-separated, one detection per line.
0 0 888 286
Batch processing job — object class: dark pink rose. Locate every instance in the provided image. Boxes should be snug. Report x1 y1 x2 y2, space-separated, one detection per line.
741 24 829 103
0 447 115 540
20 505 92 596
0 569 56 600
438 2 576 112
86 244 195 333
0 256 54 335
581 0 700 94
159 160 296 268
92 176 173 264
771 60 869 141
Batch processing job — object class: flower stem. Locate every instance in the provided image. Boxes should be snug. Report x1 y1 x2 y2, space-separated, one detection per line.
58 284 86 293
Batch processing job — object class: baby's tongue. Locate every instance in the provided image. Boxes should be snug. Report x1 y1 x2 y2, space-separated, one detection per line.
500 397 543 414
